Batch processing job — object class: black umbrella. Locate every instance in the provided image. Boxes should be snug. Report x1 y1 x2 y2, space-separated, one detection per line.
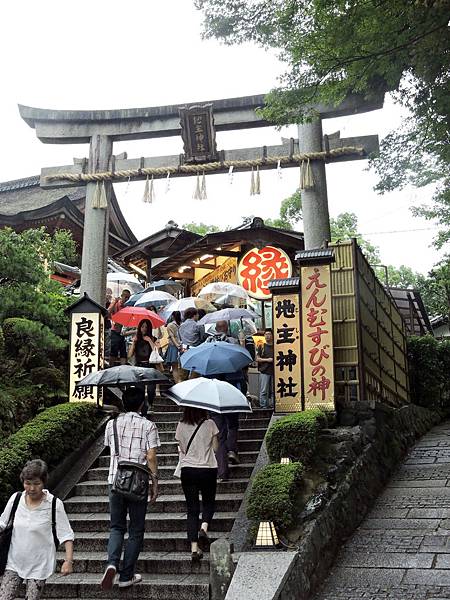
77 365 168 387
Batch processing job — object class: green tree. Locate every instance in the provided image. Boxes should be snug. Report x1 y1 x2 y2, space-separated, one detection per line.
330 212 380 264
195 1 450 248
0 227 74 335
182 222 221 235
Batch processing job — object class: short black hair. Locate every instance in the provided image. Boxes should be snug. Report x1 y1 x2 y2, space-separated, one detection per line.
20 459 48 485
264 328 273 333
184 307 198 320
122 387 145 412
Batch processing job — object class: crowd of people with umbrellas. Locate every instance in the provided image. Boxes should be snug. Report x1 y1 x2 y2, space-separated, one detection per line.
75 278 275 587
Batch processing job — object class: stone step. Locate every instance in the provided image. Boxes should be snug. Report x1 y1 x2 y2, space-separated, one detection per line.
149 409 272 421
155 418 269 431
154 450 258 467
68 511 236 533
75 478 249 497
65 493 244 514
56 550 210 574
34 572 209 599
159 426 266 442
97 437 263 463
72 530 227 553
84 462 254 481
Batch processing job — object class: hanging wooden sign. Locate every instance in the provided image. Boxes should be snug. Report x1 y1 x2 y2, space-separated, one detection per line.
301 264 335 408
179 104 218 163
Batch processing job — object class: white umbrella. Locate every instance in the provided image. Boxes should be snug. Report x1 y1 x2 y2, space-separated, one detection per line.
199 282 248 301
135 290 177 307
165 377 252 413
198 307 258 325
161 297 216 319
107 272 144 297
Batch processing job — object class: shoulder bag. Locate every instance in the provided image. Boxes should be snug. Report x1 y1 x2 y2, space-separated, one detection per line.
0 492 60 575
173 420 206 478
111 418 153 502
0 492 21 575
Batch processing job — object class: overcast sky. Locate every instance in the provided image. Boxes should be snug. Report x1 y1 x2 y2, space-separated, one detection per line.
0 0 443 274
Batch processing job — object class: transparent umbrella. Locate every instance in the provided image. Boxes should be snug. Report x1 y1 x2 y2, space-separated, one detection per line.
107 272 144 298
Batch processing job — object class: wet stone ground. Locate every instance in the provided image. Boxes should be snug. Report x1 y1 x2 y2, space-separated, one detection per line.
314 421 450 600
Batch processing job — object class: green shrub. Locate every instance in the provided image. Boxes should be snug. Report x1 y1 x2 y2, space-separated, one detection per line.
30 367 68 405
0 402 102 507
2 317 67 370
265 409 327 463
408 336 450 408
247 462 304 530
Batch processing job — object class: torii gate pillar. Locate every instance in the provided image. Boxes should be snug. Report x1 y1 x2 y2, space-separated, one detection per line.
298 119 331 249
80 135 113 304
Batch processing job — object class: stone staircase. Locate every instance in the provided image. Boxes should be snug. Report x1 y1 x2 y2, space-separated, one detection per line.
46 395 271 599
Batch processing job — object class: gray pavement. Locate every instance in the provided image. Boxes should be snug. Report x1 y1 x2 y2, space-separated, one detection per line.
314 421 450 600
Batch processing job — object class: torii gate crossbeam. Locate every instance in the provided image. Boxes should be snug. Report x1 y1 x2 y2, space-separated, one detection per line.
18 92 384 304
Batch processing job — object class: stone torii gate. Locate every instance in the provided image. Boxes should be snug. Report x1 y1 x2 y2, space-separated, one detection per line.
19 92 383 304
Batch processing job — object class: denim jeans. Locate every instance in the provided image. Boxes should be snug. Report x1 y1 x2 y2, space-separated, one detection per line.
107 486 147 582
259 372 274 408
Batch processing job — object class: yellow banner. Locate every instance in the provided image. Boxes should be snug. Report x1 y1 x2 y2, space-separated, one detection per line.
273 292 302 412
191 257 237 296
69 312 104 403
301 265 334 408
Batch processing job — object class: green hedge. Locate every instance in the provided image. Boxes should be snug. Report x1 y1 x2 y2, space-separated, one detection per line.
265 409 327 463
0 402 102 507
408 336 450 408
247 462 304 529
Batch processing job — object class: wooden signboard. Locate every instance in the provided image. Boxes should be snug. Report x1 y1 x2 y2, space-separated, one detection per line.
67 294 105 404
301 264 335 408
273 292 302 412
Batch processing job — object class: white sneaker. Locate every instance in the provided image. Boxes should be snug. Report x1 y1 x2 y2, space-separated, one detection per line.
100 565 117 591
118 574 142 588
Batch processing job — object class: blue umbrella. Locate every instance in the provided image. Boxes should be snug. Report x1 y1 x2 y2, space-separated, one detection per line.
180 341 253 376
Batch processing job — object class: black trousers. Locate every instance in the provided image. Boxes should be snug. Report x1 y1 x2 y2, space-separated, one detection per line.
180 467 217 542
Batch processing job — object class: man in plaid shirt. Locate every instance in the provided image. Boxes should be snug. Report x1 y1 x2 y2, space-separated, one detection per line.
101 388 160 591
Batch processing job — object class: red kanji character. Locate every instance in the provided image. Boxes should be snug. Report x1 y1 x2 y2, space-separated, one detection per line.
305 288 327 309
305 267 327 290
308 376 331 401
240 246 290 297
307 327 329 347
311 365 326 377
309 345 330 366
306 307 327 328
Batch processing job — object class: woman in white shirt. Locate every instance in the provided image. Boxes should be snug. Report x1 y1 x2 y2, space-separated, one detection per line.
0 459 74 600
175 407 219 562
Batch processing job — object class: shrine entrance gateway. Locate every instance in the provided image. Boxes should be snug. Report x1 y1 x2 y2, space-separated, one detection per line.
19 91 383 304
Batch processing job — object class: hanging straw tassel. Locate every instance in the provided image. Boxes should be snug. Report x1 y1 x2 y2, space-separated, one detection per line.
149 176 155 203
92 182 101 209
300 158 315 190
228 165 234 185
250 167 255 195
255 166 261 195
142 176 150 203
165 171 171 193
193 173 201 200
200 172 207 200
98 181 108 208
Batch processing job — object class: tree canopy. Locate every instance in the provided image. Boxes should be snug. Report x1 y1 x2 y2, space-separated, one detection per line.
195 0 450 248
182 222 221 235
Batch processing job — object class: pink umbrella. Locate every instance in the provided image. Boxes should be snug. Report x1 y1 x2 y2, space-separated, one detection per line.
111 306 165 329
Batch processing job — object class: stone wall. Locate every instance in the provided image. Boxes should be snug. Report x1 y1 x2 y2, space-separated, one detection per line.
276 403 442 600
